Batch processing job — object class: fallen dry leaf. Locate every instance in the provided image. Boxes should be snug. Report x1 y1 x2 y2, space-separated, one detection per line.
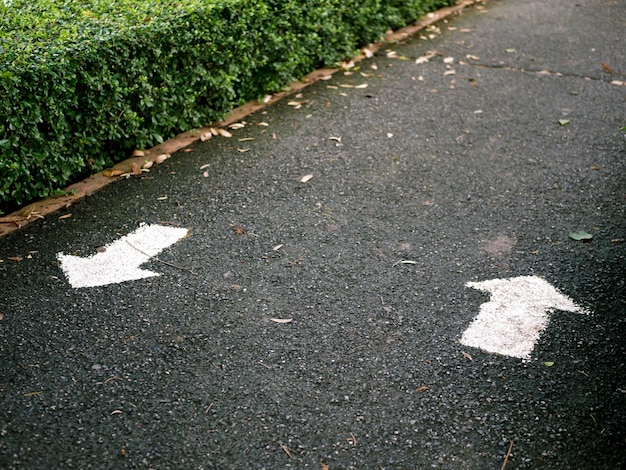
600 61 616 73
217 128 232 138
142 160 153 169
300 174 314 183
416 50 439 64
233 226 245 235
200 131 212 142
362 48 373 58
341 60 355 70
104 169 125 177
393 259 416 267
58 213 72 220
270 318 293 324
155 153 170 164
229 122 246 129
416 386 429 393
461 351 473 361
131 149 145 158
8 256 23 262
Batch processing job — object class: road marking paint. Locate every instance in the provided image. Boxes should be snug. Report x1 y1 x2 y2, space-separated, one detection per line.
461 276 586 359
58 224 188 288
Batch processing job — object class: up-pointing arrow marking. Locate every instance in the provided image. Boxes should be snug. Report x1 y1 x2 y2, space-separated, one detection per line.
58 224 188 288
461 276 587 359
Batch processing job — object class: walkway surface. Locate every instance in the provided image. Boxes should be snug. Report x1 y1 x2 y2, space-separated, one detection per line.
1 0 625 468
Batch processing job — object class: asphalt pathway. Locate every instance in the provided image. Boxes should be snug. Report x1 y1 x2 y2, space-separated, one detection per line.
1 0 625 468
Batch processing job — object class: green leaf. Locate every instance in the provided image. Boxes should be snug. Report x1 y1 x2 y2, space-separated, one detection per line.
504 48 516 54
558 119 571 126
569 230 593 241
543 362 554 367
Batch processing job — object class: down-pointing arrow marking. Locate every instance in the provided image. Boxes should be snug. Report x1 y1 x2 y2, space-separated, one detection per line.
460 275 587 359
58 224 188 288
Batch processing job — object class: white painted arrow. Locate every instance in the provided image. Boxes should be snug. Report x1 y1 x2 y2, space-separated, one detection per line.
58 224 188 288
460 276 586 359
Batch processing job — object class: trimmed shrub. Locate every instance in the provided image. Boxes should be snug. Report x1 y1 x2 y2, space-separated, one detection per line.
0 0 453 212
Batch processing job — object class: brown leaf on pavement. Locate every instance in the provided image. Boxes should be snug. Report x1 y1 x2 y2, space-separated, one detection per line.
600 61 615 73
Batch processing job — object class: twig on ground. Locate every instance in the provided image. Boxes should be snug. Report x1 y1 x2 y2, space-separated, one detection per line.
125 240 195 274
502 439 514 470
280 444 294 457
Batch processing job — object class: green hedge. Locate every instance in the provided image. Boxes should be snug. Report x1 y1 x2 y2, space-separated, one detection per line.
0 0 453 212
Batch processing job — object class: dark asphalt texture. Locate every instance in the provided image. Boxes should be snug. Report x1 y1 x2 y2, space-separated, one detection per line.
1 0 625 468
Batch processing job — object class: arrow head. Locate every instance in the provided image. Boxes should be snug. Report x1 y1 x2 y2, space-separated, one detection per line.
466 276 584 314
